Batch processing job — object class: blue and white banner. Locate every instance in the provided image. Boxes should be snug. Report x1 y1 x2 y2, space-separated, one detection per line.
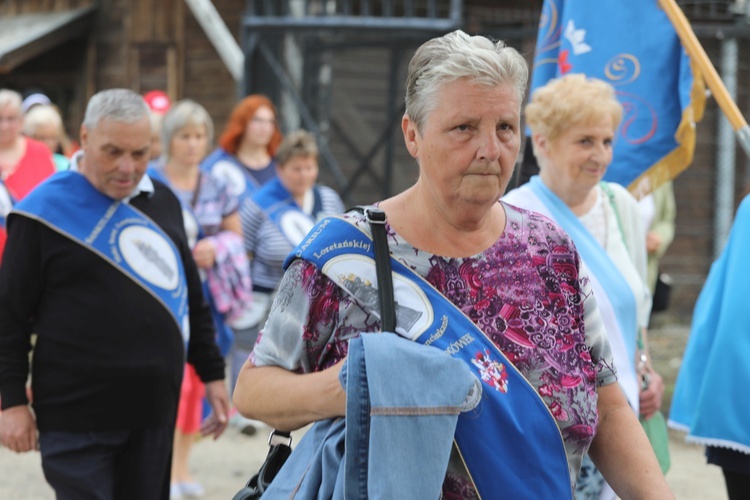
531 0 705 197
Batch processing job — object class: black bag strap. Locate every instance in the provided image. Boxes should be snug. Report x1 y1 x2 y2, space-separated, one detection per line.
234 207 397 500
232 430 293 500
349 206 397 332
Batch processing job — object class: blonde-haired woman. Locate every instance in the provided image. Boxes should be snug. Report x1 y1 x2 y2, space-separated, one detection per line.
22 104 70 172
504 73 665 499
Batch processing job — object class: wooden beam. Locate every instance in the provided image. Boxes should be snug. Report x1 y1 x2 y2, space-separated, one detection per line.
182 0 243 82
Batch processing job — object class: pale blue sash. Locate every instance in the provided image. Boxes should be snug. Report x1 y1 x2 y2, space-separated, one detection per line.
13 171 190 344
146 165 203 246
287 215 572 498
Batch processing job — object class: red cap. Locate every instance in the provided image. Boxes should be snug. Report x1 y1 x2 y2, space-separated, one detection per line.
143 90 171 113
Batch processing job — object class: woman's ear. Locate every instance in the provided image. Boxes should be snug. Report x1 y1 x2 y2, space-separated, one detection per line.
531 133 547 158
402 114 419 159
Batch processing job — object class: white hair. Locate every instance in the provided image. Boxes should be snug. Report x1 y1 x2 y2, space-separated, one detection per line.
22 104 63 135
404 30 529 131
83 89 149 130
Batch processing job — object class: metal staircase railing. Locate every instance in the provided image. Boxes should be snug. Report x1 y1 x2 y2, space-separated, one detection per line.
241 0 464 201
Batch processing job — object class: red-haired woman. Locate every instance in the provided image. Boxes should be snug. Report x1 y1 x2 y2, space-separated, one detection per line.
201 95 283 202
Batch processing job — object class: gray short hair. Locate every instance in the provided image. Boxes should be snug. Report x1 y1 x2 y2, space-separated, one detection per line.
0 89 23 114
405 30 529 132
160 99 214 159
83 89 149 130
275 130 318 166
22 104 63 135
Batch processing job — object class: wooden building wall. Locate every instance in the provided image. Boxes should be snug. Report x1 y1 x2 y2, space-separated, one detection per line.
93 0 243 131
0 0 242 149
0 0 92 14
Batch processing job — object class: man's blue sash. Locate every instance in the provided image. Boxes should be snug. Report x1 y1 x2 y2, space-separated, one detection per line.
13 171 190 344
253 177 320 248
286 216 572 498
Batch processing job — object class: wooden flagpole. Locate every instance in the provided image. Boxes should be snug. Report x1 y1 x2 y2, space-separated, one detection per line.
658 0 750 159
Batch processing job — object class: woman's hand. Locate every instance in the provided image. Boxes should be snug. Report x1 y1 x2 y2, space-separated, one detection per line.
639 366 664 420
192 238 216 268
646 231 662 254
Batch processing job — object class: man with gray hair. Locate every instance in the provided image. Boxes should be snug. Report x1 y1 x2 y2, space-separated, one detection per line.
0 88 229 499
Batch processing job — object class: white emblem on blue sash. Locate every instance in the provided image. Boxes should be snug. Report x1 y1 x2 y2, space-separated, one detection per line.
119 226 181 291
211 159 249 198
322 255 431 338
254 177 318 248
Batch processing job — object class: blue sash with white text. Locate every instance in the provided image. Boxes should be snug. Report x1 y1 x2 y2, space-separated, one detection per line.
13 171 190 344
253 177 320 248
286 216 572 498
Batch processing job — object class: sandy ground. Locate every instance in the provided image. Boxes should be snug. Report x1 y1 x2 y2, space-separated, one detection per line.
0 424 729 499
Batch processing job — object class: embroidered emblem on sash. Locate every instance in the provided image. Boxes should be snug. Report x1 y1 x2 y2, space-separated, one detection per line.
324 255 432 338
119 226 180 290
472 349 509 393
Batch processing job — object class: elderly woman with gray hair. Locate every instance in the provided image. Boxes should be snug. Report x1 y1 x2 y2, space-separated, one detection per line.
233 31 672 498
148 99 251 498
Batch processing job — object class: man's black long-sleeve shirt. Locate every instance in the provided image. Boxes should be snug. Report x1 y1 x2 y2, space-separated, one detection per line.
0 179 225 431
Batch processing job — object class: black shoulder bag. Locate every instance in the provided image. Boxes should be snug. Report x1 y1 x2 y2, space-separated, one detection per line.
232 207 395 499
